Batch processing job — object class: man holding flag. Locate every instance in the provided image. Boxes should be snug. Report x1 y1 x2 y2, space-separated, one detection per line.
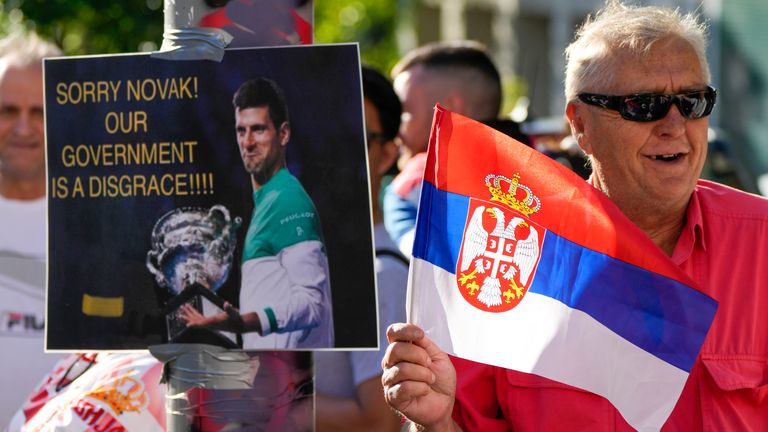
382 2 768 431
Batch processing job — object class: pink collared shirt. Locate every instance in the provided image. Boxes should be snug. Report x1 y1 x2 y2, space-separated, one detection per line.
664 179 768 430
451 179 768 431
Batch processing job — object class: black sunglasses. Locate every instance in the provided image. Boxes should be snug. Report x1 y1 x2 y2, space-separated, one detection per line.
577 86 716 122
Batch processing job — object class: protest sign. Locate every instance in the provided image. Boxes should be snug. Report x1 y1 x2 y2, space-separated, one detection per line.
45 44 376 350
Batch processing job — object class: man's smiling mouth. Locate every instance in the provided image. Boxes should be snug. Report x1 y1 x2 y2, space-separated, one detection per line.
649 153 683 162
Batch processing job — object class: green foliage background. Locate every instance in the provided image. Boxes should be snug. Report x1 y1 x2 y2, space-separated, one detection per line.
0 0 164 54
314 0 400 74
0 0 401 74
1 0 521 116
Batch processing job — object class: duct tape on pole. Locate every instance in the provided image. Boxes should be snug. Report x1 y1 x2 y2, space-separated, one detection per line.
149 344 314 431
152 0 233 62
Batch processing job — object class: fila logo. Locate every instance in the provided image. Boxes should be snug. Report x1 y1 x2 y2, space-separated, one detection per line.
1 311 44 335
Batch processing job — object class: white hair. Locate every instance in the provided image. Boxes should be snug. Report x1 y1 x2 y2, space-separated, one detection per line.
0 30 62 78
564 0 710 102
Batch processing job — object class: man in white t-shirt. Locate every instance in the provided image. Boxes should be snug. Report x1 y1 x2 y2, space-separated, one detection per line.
0 30 62 424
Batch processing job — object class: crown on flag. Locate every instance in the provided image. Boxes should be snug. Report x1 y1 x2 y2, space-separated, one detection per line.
485 173 541 216
87 378 148 415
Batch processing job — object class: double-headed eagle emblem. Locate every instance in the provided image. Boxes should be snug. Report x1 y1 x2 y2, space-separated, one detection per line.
456 174 543 312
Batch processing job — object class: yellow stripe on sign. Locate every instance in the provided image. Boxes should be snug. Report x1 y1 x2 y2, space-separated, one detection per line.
82 294 124 317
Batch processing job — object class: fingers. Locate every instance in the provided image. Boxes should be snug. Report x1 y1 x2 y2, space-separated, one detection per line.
382 379 434 410
381 356 436 389
179 304 191 317
381 323 435 392
178 304 201 326
386 322 424 344
381 358 437 417
382 323 430 372
382 338 431 369
381 322 456 427
385 322 447 364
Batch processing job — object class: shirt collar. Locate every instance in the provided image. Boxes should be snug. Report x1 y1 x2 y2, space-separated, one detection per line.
253 167 288 196
587 175 706 264
671 186 706 265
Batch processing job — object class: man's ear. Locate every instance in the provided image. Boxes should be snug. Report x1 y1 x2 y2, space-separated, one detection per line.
378 139 399 176
566 101 591 155
442 93 465 115
279 122 291 146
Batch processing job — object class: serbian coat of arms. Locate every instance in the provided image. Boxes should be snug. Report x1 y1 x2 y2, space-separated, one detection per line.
456 174 544 312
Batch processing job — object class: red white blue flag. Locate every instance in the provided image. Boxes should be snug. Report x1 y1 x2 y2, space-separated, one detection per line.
408 105 718 431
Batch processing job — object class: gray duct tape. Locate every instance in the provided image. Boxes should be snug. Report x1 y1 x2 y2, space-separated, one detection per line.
151 27 233 62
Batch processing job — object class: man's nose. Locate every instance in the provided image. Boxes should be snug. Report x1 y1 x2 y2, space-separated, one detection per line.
13 110 33 137
239 131 254 147
654 104 686 138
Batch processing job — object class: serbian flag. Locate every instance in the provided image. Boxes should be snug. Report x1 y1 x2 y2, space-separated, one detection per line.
408 105 718 431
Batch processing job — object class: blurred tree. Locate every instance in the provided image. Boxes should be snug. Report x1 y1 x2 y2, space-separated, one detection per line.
1 0 524 120
314 0 400 75
0 0 163 55
2 0 400 73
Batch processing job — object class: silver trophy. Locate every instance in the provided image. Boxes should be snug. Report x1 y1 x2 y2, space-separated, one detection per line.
146 204 241 345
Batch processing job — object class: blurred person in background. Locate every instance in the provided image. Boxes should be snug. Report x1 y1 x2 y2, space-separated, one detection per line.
521 115 591 179
383 40 528 258
1 30 167 432
0 29 63 424
315 65 407 432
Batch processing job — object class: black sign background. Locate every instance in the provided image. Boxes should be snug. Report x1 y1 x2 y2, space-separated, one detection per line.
45 45 376 350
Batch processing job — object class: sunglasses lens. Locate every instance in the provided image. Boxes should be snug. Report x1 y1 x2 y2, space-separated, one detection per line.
621 89 714 121
579 87 715 122
678 90 714 119
622 95 670 122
